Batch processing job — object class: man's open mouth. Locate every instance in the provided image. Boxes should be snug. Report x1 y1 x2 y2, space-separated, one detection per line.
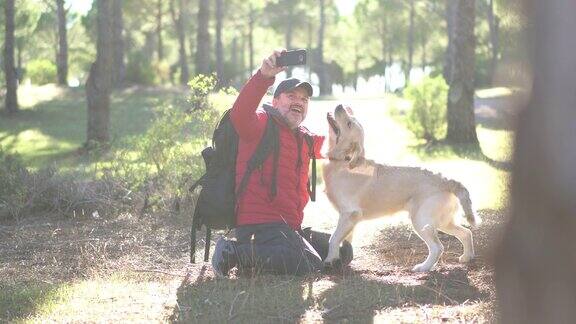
289 105 303 114
327 112 340 135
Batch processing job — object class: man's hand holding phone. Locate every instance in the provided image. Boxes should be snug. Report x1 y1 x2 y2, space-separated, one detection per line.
260 49 308 79
260 50 287 79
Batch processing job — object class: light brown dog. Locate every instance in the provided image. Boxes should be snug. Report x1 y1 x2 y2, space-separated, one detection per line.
323 105 481 272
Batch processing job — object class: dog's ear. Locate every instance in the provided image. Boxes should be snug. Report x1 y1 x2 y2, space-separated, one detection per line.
348 142 365 169
345 106 354 116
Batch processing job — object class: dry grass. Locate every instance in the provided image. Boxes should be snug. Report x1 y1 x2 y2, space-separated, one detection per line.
0 212 191 322
174 209 503 323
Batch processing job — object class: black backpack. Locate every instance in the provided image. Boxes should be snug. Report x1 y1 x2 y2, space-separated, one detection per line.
189 105 317 263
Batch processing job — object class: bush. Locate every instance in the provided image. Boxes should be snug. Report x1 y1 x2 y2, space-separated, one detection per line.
0 147 130 220
104 74 226 215
125 52 156 85
26 59 57 85
405 76 449 143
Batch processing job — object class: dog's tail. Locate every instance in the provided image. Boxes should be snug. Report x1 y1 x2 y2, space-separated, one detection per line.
447 180 482 227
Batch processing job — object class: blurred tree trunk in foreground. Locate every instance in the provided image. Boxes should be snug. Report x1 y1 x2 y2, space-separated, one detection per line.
495 1 576 323
4 0 19 114
86 0 114 147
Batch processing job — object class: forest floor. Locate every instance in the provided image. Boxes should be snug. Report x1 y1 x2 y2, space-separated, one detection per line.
0 86 519 322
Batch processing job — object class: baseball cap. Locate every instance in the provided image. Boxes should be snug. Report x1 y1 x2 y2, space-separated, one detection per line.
273 78 313 98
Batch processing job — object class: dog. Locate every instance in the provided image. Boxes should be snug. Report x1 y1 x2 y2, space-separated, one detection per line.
323 104 481 272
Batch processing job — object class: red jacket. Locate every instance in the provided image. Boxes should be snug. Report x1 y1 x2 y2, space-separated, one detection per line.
230 70 324 230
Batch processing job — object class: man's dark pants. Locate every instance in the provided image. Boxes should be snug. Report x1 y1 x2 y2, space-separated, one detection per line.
233 222 353 276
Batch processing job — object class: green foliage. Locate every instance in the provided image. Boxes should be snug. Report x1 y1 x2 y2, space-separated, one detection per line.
104 74 225 214
26 59 57 85
404 76 449 143
125 52 157 85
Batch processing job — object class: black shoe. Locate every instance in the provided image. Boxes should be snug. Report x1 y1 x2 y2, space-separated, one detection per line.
211 238 237 278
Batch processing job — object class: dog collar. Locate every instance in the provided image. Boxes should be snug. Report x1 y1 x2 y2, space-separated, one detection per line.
328 156 351 161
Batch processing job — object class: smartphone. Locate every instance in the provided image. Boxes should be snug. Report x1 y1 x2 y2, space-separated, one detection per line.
276 49 307 67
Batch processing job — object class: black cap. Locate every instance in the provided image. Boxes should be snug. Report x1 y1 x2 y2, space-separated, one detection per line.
273 78 313 98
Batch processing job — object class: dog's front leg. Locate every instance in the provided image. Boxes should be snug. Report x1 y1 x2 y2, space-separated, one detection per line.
325 210 361 266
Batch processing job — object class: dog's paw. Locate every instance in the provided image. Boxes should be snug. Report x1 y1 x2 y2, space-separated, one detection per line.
459 254 474 263
412 263 432 272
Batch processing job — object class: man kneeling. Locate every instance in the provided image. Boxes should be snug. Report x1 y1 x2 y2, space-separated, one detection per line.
211 50 352 277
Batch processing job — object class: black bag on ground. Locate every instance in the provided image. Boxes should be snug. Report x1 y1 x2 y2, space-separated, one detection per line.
190 106 317 263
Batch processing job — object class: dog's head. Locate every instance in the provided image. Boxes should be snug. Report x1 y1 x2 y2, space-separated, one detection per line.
326 104 365 169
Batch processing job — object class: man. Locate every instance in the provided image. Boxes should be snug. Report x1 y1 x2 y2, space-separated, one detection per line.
211 50 352 277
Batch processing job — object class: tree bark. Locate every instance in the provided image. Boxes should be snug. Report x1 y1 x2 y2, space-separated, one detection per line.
195 0 210 76
156 0 164 61
3 0 18 114
248 4 255 76
86 0 114 147
317 0 330 96
407 0 415 85
170 0 189 84
495 1 576 322
111 0 125 87
215 0 224 87
285 7 294 78
56 0 68 86
445 0 479 146
487 0 500 84
443 0 456 82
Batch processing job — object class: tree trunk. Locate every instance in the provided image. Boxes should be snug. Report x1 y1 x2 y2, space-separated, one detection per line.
443 0 456 82
406 0 415 85
86 0 114 147
3 0 18 114
215 0 224 87
285 11 294 78
56 0 68 86
307 18 313 81
231 37 238 86
495 2 576 323
444 0 479 146
111 0 125 87
487 0 499 84
171 0 189 84
317 0 330 96
195 0 210 76
248 4 255 76
156 0 164 61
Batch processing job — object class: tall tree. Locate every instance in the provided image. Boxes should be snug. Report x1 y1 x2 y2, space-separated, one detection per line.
56 0 68 86
3 0 18 114
444 0 480 146
317 0 330 95
495 1 576 322
406 0 416 85
195 0 210 76
486 0 500 83
170 0 189 84
156 0 164 60
247 4 255 75
215 0 224 87
86 0 114 147
265 0 308 77
111 0 125 87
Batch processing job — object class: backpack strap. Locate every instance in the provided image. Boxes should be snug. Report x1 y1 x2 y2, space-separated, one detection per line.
236 110 279 200
303 134 317 202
